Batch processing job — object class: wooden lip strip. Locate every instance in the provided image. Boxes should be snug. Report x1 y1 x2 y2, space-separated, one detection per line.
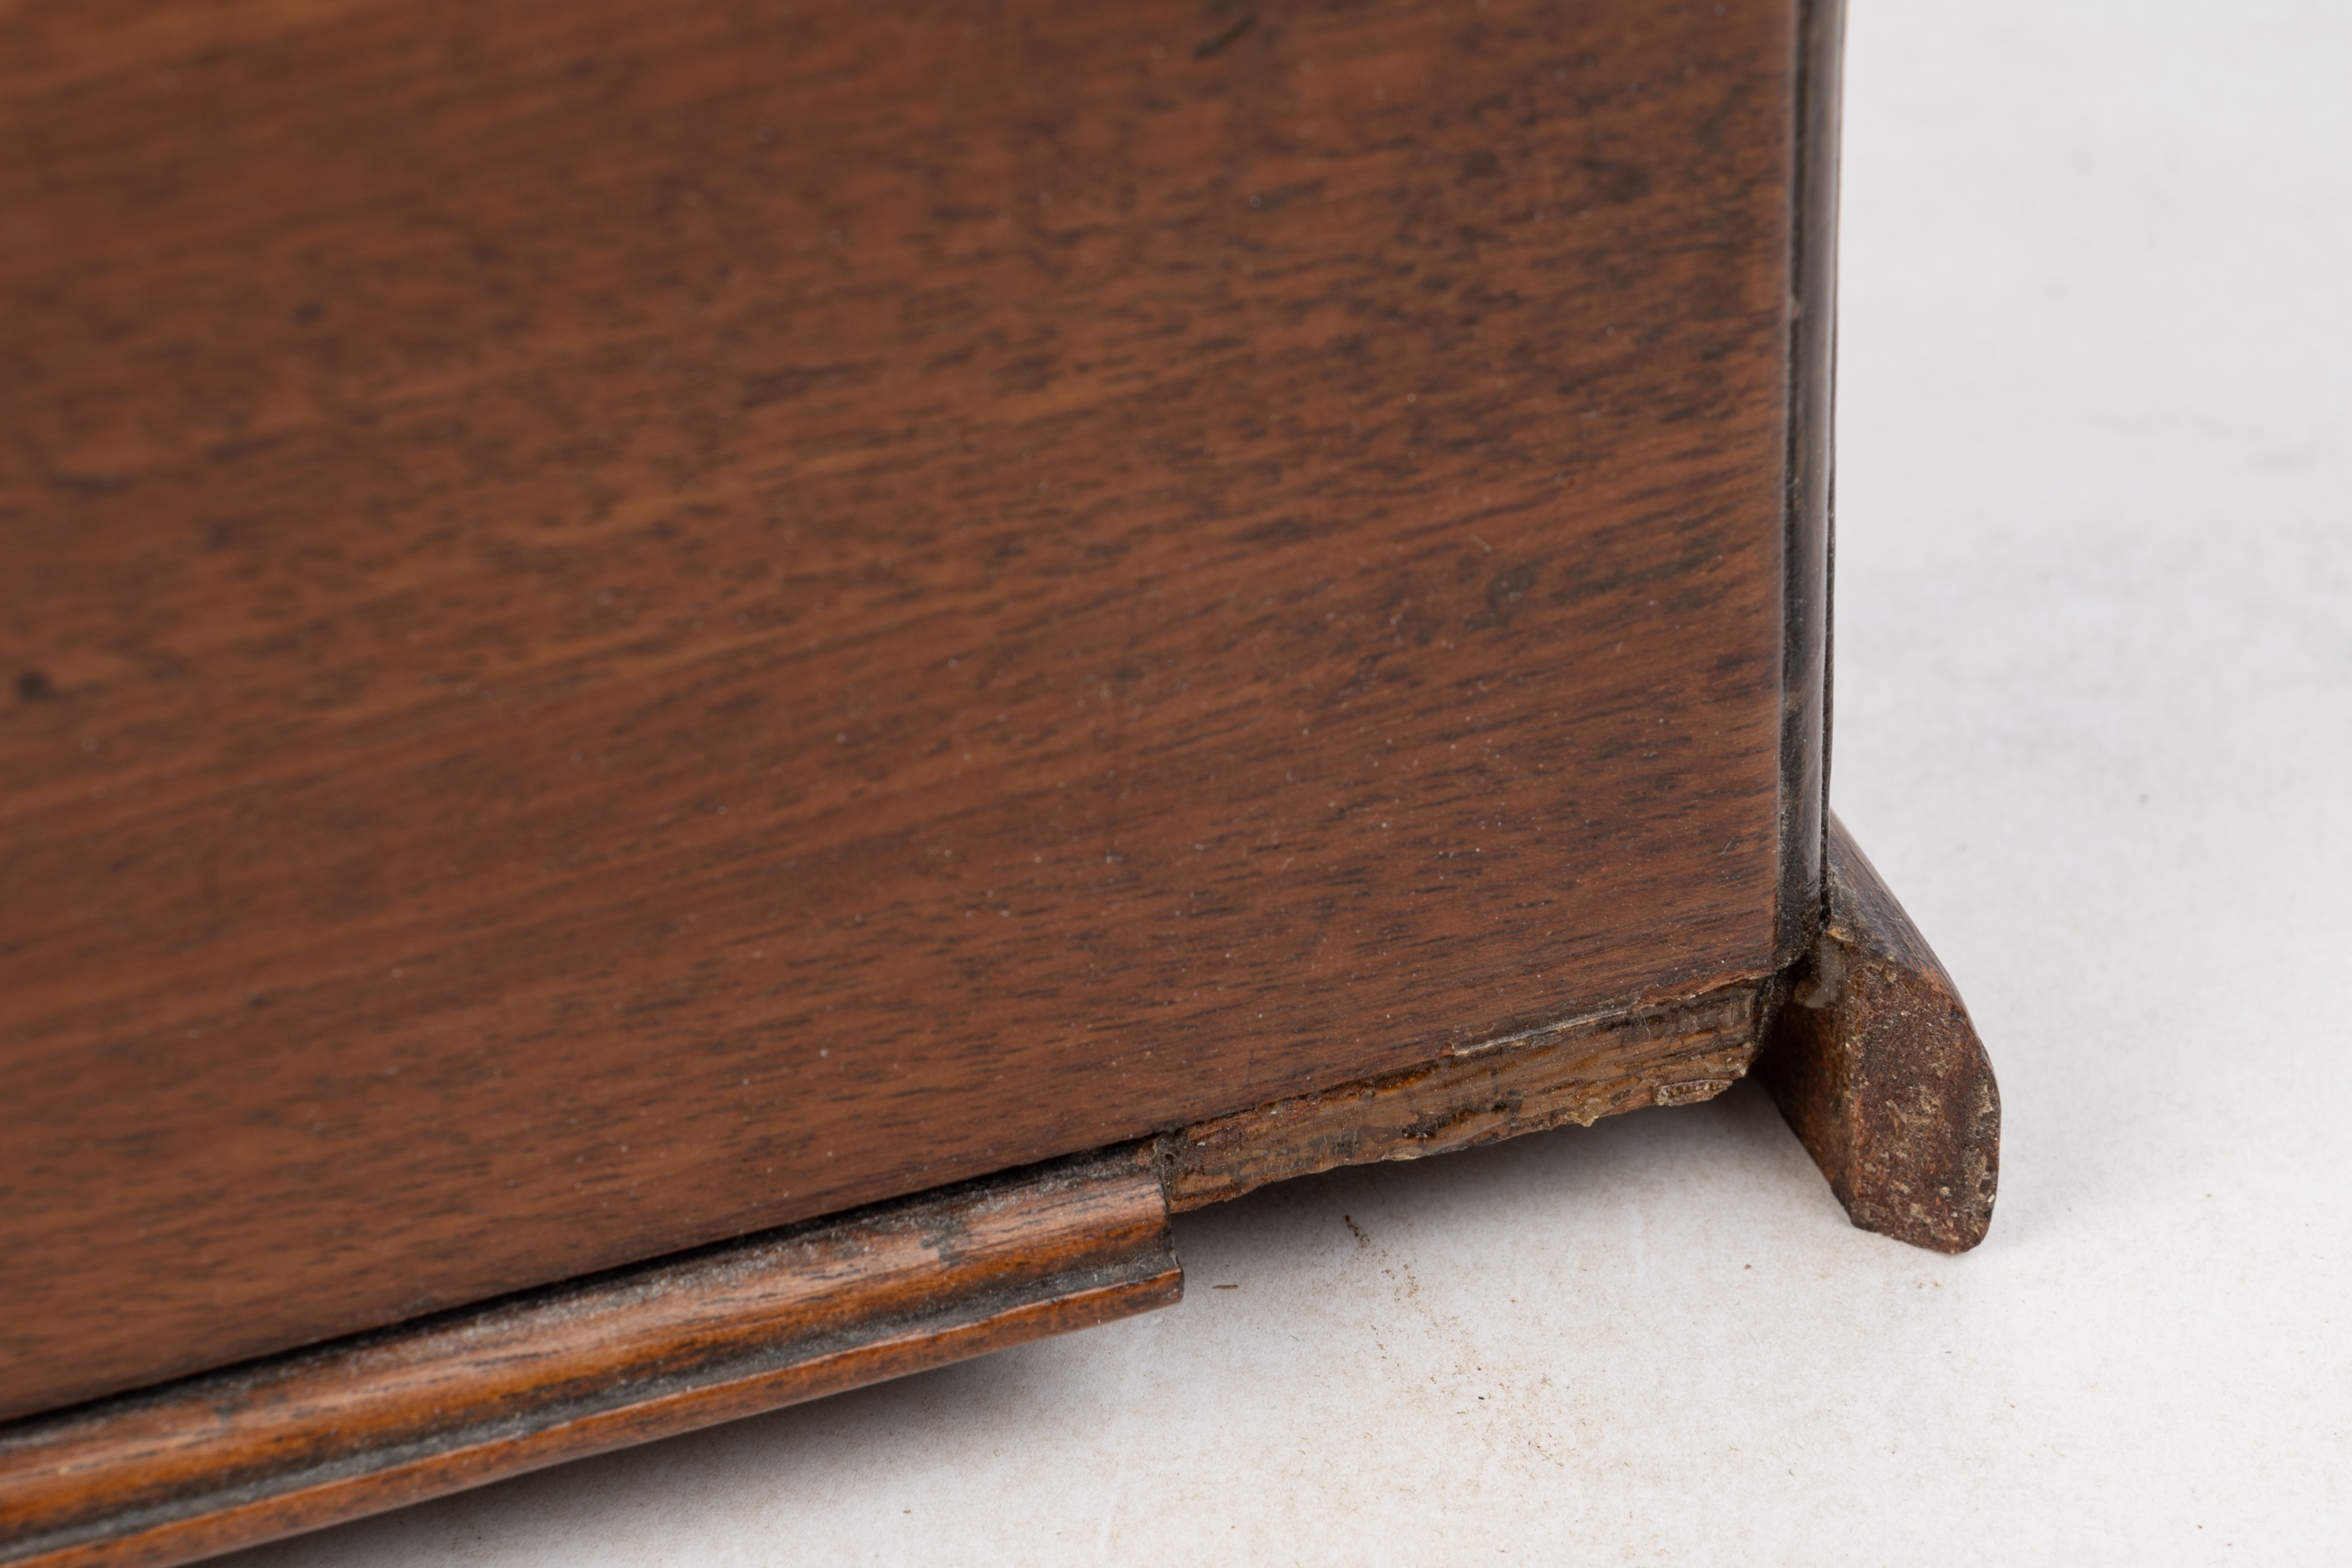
0 1145 1179 1568
1157 981 1772 1211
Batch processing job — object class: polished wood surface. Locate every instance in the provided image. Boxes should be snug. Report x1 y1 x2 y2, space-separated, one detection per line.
1759 815 2000 1252
1 0 1816 1418
0 1147 1178 1568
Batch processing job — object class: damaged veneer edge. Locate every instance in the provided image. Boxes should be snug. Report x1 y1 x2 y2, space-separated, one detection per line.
0 837 1997 1567
1155 981 1776 1211
0 983 1771 1568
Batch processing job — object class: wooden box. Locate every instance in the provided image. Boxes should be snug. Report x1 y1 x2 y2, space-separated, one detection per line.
0 1 1994 1561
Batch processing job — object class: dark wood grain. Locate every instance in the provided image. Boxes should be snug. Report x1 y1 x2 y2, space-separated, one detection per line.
1758 814 1999 1252
1161 977 1768 1210
1 0 1813 1417
0 1145 1178 1568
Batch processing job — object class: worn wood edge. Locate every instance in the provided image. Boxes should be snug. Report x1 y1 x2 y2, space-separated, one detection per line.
1775 0 1844 968
1757 813 2001 1253
0 1145 1179 1568
0 969 1812 1567
1155 979 1777 1213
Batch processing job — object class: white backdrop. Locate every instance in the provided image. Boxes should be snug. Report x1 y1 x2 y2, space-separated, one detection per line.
239 2 2352 1561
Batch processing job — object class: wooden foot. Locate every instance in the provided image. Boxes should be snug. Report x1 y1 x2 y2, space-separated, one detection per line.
1759 814 2001 1253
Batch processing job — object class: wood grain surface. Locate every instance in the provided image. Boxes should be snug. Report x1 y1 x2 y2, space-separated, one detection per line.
1161 976 1769 1210
0 1145 1178 1568
1759 815 1999 1252
1 0 1814 1417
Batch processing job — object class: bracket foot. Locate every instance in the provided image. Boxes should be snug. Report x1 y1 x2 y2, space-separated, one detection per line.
1760 813 2001 1252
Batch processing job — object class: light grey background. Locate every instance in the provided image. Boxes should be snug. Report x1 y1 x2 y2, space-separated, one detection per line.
238 0 2352 1561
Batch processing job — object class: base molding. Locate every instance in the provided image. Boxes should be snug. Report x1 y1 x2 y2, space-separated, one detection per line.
0 1147 1178 1568
0 979 1783 1568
